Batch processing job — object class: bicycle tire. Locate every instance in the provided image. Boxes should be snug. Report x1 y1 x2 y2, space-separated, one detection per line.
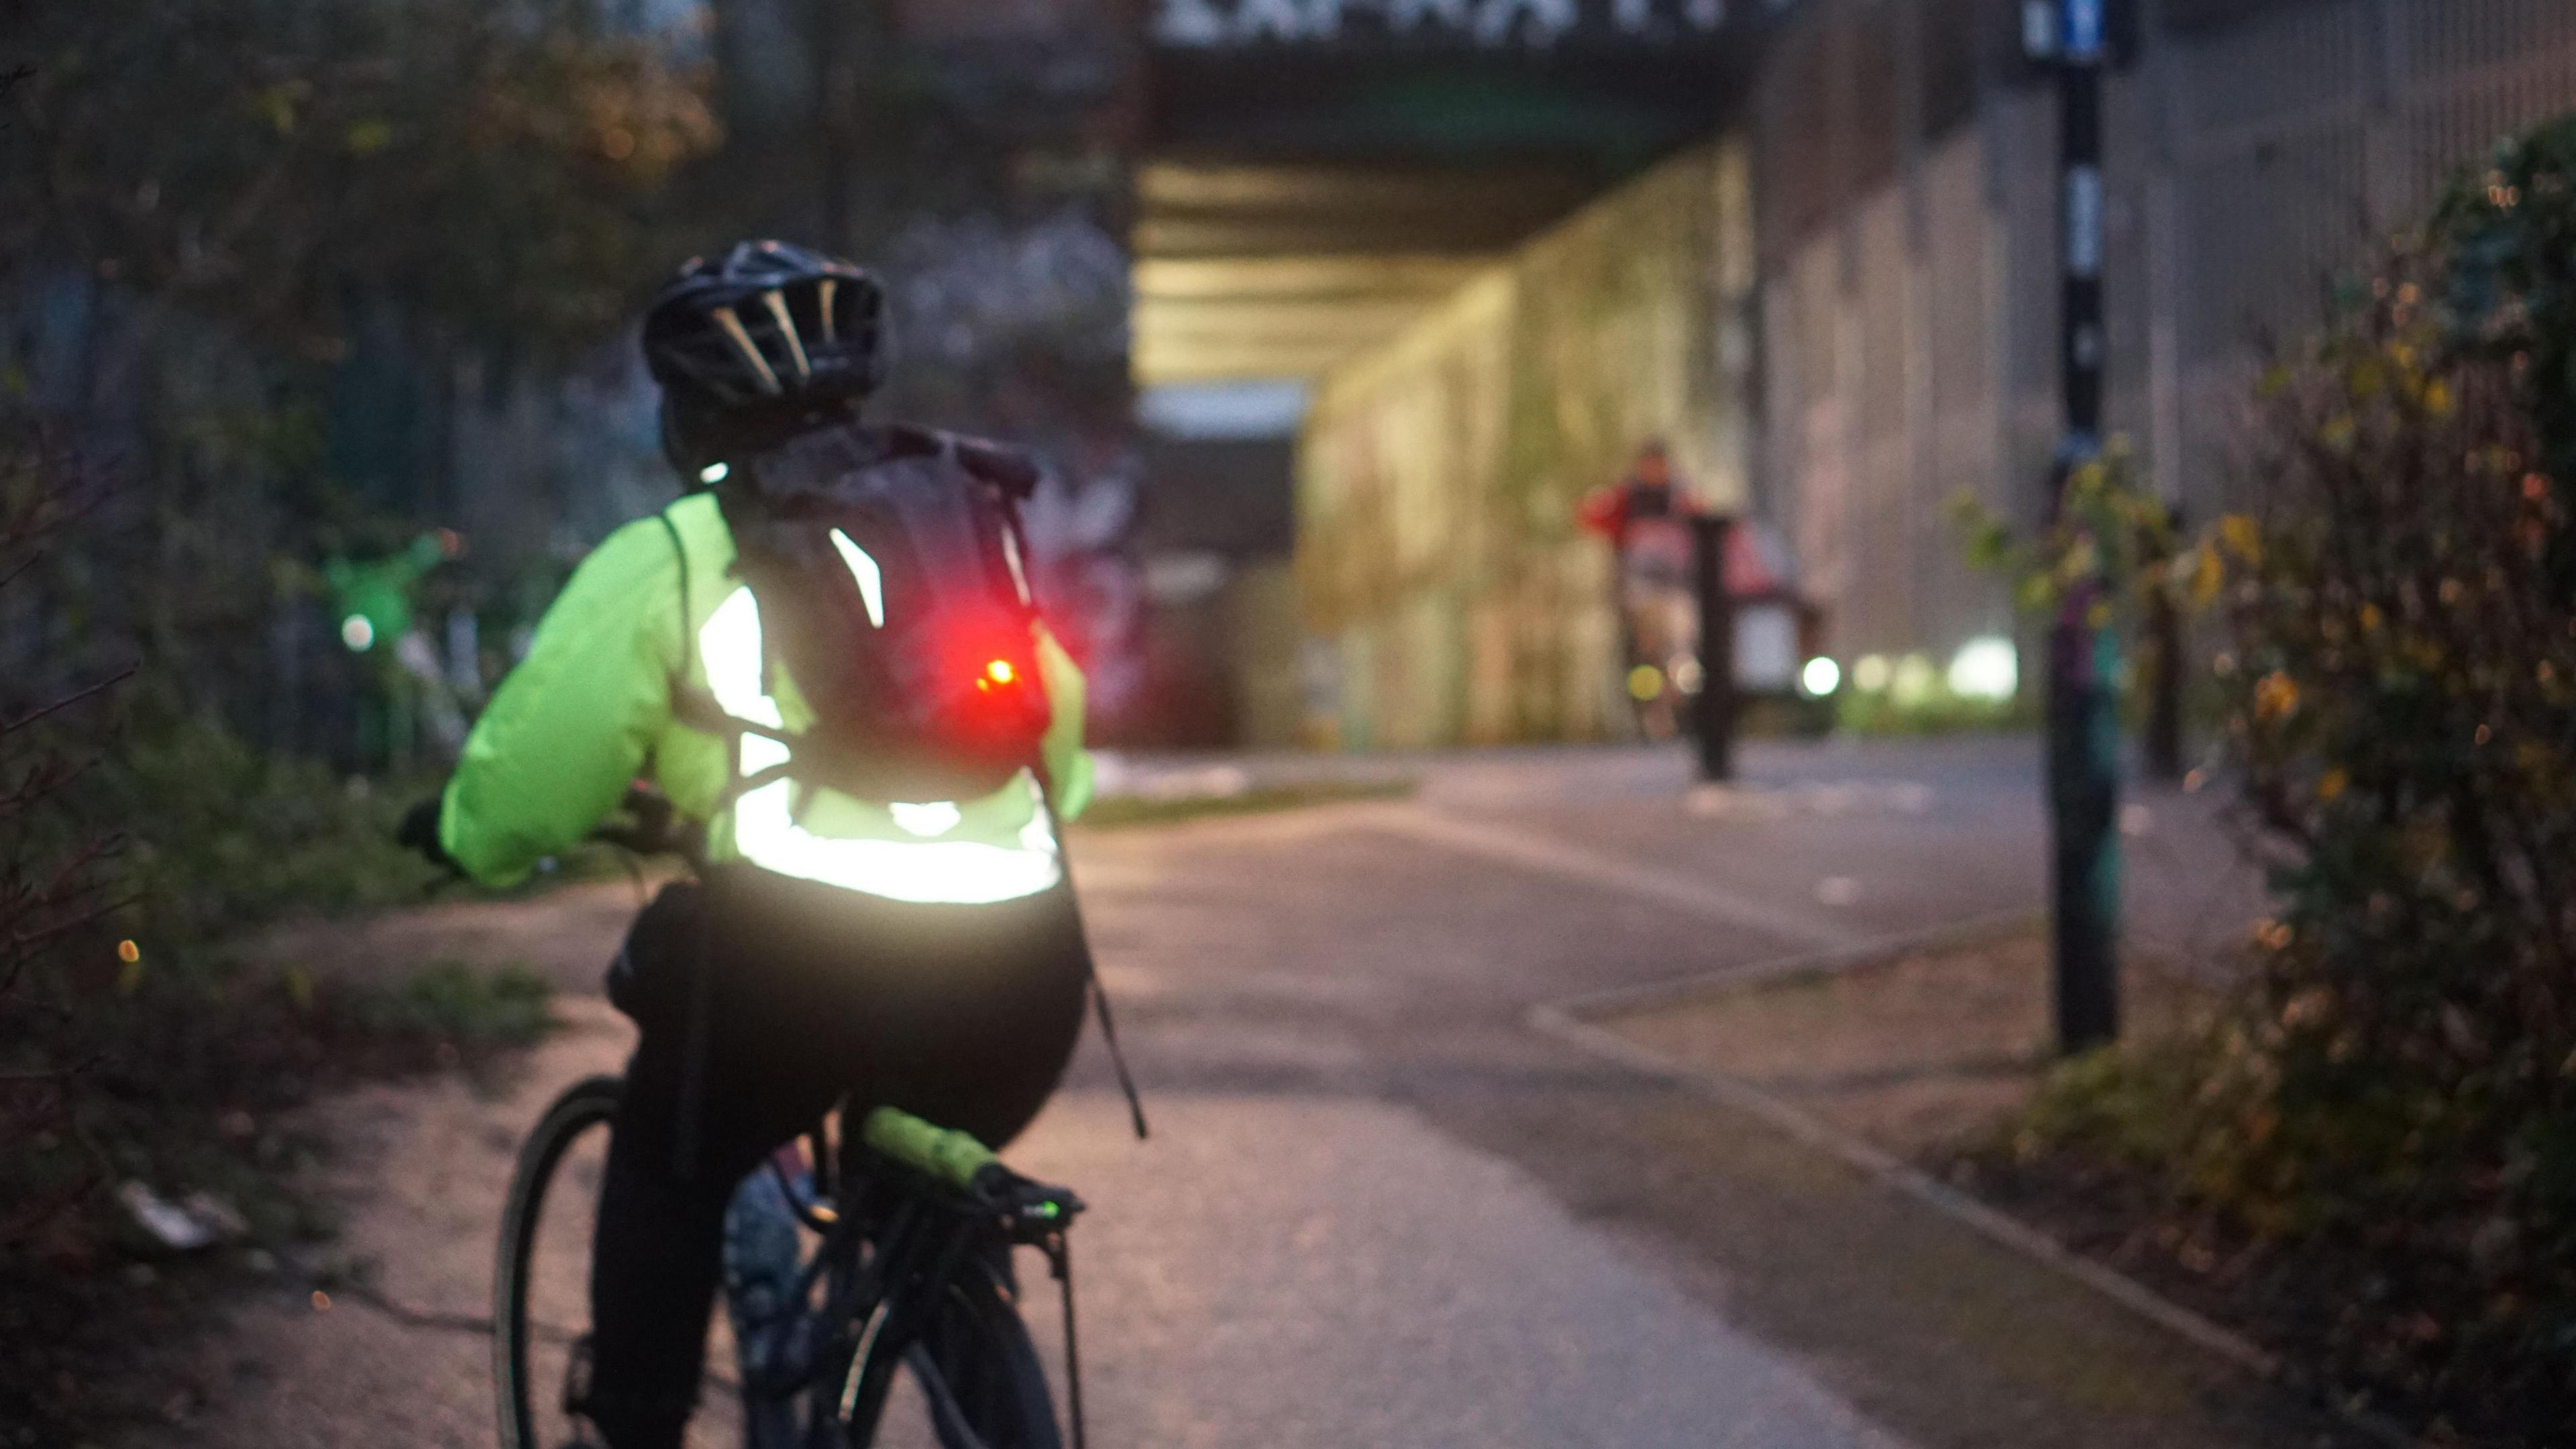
497 1077 1064 1449
494 1074 623 1449
897 1259 1063 1449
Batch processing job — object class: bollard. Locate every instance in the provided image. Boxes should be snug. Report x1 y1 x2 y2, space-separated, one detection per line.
1691 515 1739 783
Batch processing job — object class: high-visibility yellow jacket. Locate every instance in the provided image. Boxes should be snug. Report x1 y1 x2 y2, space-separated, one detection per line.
438 491 1092 902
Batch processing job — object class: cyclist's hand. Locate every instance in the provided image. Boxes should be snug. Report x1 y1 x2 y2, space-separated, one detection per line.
590 782 672 854
622 782 675 848
397 794 455 871
969 1162 1084 1228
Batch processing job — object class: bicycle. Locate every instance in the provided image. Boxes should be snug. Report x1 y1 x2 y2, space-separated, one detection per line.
490 798 1098 1449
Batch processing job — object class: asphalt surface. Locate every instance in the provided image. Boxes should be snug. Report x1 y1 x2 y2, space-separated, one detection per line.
173 737 2344 1449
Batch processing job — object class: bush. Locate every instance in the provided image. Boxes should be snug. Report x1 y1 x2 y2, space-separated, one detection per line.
101 708 435 945
1976 125 2576 1444
1947 441 2185 739
1951 119 2576 1444
0 378 514 1446
0 13 690 1434
2202 213 2576 1436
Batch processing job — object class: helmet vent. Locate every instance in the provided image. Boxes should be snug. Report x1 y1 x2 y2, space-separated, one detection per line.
708 305 783 396
760 288 812 382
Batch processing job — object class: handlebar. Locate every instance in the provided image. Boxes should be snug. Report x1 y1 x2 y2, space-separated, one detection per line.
860 1106 1085 1232
588 782 705 867
861 1107 1000 1192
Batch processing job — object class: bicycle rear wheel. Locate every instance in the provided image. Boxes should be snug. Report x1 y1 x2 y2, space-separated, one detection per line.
494 1075 621 1449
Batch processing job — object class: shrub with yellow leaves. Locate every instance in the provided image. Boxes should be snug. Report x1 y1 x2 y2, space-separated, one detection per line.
1981 125 2576 1442
2185 176 2576 1439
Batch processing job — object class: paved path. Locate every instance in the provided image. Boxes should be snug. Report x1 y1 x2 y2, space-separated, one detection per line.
160 740 2338 1449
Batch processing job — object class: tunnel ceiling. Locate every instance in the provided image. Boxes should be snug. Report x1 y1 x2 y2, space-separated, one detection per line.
1132 0 1788 388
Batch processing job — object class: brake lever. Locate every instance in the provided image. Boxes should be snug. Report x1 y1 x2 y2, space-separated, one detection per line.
983 1176 1084 1238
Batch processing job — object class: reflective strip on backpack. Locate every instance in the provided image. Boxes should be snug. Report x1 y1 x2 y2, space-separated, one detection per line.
699 586 1063 904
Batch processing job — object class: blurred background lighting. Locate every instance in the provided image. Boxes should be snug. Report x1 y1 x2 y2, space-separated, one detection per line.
1801 657 1841 696
341 615 376 653
1948 637 2021 702
1852 654 1892 693
1891 654 1937 707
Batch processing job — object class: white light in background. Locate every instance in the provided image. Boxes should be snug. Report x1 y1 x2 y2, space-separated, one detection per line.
1948 637 2021 702
341 615 376 653
1136 378 1311 440
1143 551 1230 604
1801 657 1841 696
1852 654 1892 692
699 462 729 484
1734 603 1799 691
1891 654 1938 707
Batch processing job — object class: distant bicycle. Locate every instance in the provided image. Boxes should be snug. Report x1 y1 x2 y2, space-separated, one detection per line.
496 1079 1089 1449
491 801 1095 1449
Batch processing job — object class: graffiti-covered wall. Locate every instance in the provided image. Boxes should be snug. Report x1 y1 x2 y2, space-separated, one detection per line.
1295 139 1756 748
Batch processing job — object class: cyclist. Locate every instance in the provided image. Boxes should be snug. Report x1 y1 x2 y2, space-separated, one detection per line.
1577 439 1706 737
400 241 1097 1449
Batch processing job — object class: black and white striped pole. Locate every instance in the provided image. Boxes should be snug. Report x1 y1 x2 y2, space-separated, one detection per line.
2029 0 2124 1053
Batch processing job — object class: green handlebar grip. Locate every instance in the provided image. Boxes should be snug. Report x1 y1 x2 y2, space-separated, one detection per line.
861 1107 999 1192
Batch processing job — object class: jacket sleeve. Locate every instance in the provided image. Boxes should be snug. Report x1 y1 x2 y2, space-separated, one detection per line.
1033 623 1093 822
439 516 685 888
1575 485 1625 540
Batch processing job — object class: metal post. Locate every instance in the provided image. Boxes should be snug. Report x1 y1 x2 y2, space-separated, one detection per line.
2143 504 2187 784
2039 0 2123 1051
1692 514 1739 783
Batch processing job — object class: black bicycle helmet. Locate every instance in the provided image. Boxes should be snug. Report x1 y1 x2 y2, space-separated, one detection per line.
643 241 890 409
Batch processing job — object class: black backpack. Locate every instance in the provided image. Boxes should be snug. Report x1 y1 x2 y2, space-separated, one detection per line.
684 421 1054 806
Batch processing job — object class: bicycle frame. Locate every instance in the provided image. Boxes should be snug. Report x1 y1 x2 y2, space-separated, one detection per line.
731 1132 1078 1449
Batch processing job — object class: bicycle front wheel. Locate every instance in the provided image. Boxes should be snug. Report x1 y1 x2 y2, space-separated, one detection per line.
864 1257 1061 1449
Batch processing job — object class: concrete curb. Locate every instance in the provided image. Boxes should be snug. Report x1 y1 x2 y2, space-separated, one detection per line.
1526 932 2423 1449
1540 909 2044 1021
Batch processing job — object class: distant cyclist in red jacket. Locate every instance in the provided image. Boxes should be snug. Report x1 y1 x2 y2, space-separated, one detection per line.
1577 440 1705 738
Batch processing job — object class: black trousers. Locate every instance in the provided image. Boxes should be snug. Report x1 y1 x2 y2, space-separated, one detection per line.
586 865 1091 1449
